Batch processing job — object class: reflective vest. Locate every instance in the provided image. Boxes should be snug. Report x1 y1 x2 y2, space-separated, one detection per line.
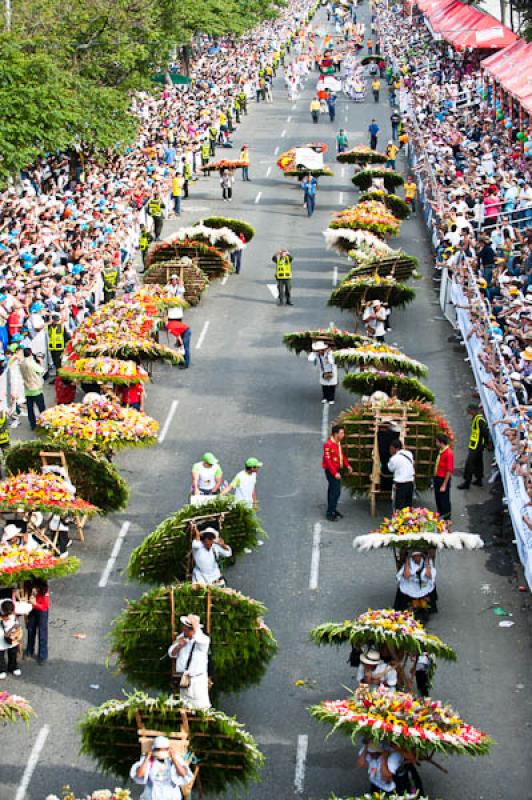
148 199 162 216
468 414 486 451
201 142 211 159
239 91 246 103
184 163 192 180
276 255 292 280
0 412 8 447
48 324 65 351
209 126 218 141
139 232 150 251
103 268 119 290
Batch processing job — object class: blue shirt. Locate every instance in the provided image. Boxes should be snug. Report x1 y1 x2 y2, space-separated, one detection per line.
369 123 380 136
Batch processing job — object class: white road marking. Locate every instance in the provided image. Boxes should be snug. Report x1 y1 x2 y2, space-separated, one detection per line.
333 265 338 287
15 725 50 800
281 129 287 137
287 115 292 123
292 103 297 110
309 522 322 590
266 166 272 177
341 166 345 178
98 522 131 588
158 399 179 443
274 146 280 155
254 191 262 204
294 734 309 793
338 191 344 205
321 399 329 442
196 320 210 349
267 283 279 299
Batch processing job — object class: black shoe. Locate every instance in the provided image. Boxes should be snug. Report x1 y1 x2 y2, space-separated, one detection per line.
286 301 293 305
334 511 344 518
278 299 283 305
472 479 483 487
326 513 337 521
457 482 470 490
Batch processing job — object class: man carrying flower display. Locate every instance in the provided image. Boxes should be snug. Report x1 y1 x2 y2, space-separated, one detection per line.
167 614 211 710
130 734 193 800
356 743 403 795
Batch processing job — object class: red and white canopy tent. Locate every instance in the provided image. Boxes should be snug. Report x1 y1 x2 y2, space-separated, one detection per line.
482 40 532 119
422 0 517 50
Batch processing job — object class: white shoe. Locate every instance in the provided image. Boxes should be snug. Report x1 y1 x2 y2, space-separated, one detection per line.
321 398 327 404
0 672 6 680
19 409 28 417
328 400 335 405
10 420 20 428
12 669 21 677
257 539 264 546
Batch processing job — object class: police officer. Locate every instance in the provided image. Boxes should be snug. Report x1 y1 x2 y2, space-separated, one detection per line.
138 224 153 268
271 249 293 306
147 193 165 241
47 312 69 379
458 404 489 489
238 88 247 115
102 262 120 304
208 124 218 157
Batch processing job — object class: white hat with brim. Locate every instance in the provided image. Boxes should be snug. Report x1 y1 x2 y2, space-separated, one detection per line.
200 526 219 540
180 614 203 629
359 648 381 665
312 340 328 352
152 736 170 751
2 523 22 540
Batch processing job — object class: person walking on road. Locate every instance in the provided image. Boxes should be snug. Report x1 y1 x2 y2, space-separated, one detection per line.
390 109 401 141
240 145 250 181
191 453 223 498
220 168 234 202
19 349 46 430
131 735 193 798
385 140 398 170
310 96 321 123
169 320 191 368
308 340 338 404
171 172 183 216
26 578 49 664
191 527 232 585
302 173 318 217
272 249 293 305
357 745 402 796
222 457 263 509
322 424 352 521
326 92 337 122
167 614 211 709
336 129 348 153
371 77 381 103
368 119 380 150
147 192 165 240
138 224 153 268
458 404 489 489
404 175 417 214
433 433 454 520
388 439 415 511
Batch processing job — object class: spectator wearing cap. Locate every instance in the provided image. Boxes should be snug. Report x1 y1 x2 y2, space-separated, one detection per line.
191 453 223 498
222 458 263 509
168 614 211 709
130 734 193 798
191 526 232 585
19 348 46 430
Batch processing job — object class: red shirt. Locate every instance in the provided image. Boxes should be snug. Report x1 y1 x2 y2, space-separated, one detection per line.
322 437 350 476
32 591 50 612
435 446 454 478
122 383 143 405
167 321 189 337
55 377 76 404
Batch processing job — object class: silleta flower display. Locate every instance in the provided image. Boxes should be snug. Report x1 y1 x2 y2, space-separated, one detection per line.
0 542 80 585
0 472 97 515
353 507 484 551
58 358 149 386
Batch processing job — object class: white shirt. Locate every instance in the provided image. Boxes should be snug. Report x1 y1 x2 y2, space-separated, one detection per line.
308 351 338 385
192 462 221 492
230 470 256 507
360 749 402 792
356 661 398 690
363 306 386 337
168 629 210 676
191 539 232 584
388 449 415 483
397 558 436 598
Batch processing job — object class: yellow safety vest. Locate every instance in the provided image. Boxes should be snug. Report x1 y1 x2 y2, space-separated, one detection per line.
0 413 8 446
209 127 218 141
201 142 211 159
103 268 119 290
139 233 150 251
276 255 292 280
239 91 246 102
148 199 162 216
48 324 65 351
468 414 486 450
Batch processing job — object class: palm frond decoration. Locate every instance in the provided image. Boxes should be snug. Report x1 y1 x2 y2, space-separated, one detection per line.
343 371 434 402
351 169 405 192
329 276 415 312
283 328 369 355
360 191 411 220
283 168 334 177
79 691 264 792
128 497 265 585
310 609 456 660
5 440 129 514
360 54 384 64
109 584 277 696
200 217 255 242
146 240 230 279
333 345 428 377
346 252 419 282
79 338 183 366
336 146 387 165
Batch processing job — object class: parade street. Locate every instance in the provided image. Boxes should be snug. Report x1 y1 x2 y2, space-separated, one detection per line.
0 5 530 800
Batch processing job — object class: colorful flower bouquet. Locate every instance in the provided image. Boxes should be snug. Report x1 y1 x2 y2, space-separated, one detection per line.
329 203 400 237
283 327 369 355
336 145 387 165
360 190 411 220
0 472 97 516
146 239 230 278
310 609 456 660
133 285 189 311
0 691 34 724
167 223 244 252
59 358 149 386
323 227 395 257
201 159 248 171
309 686 492 757
277 144 334 177
353 507 484 551
200 216 255 242
346 252 420 283
0 542 80 586
333 344 428 377
329 276 416 312
51 790 131 800
37 396 159 452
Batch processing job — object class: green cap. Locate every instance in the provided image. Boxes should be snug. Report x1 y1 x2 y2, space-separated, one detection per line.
202 452 218 465
245 457 263 469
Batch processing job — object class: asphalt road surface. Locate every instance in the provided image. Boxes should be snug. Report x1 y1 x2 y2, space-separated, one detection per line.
1 8 531 800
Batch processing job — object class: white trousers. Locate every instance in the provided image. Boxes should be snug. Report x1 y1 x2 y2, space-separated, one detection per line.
180 674 211 710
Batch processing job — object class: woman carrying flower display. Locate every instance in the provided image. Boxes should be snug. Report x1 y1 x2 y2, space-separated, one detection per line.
395 551 437 621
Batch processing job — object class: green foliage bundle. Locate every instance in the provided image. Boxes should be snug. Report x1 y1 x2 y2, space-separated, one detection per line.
336 148 387 165
109 583 277 695
5 440 129 514
346 252 419 282
146 240 229 279
329 277 415 312
128 497 265 584
79 691 264 792
200 217 256 242
351 169 405 192
342 371 434 402
333 347 428 377
360 191 411 220
283 328 369 355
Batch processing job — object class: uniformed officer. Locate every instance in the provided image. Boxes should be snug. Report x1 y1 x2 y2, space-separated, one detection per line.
147 193 165 241
208 124 218 157
102 262 120 303
47 312 69 378
138 224 153 268
458 404 489 489
271 249 293 306
238 88 247 115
